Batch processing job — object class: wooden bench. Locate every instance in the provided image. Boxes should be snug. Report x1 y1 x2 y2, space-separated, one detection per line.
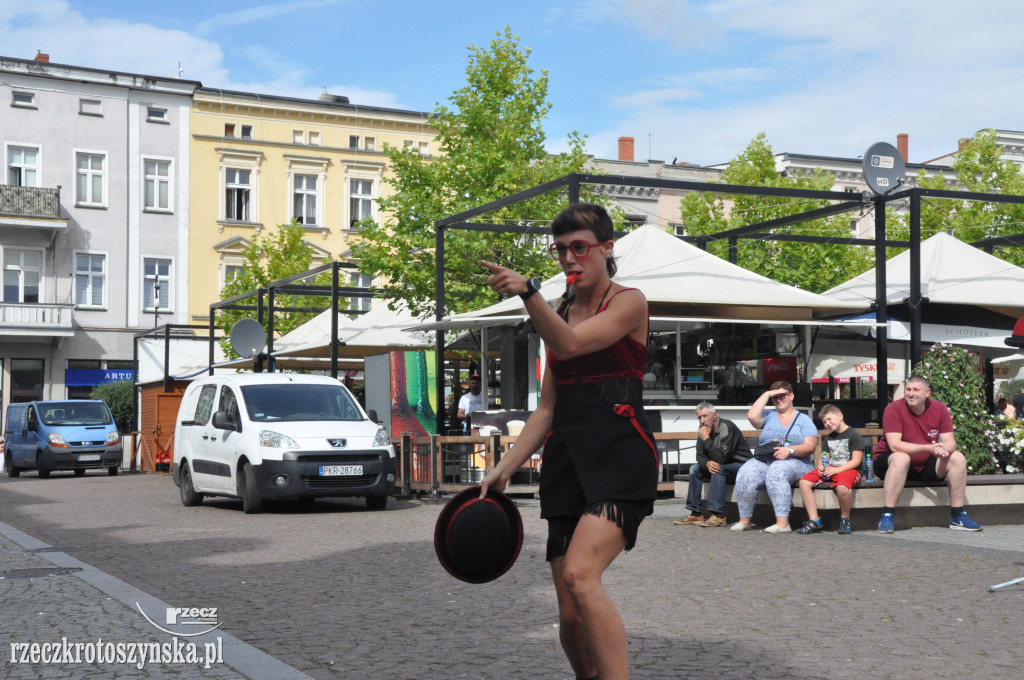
674 473 1024 531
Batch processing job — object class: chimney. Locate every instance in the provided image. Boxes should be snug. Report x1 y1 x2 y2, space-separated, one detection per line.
34 51 50 63
618 136 635 162
959 138 971 152
896 133 908 163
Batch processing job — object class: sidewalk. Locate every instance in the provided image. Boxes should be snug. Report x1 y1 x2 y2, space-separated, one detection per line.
3 491 1023 679
0 521 312 680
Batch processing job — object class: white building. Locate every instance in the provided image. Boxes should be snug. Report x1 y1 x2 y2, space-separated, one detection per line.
0 52 197 407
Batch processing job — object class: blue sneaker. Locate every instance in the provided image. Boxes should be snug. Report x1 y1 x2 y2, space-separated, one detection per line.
878 513 894 534
949 511 983 531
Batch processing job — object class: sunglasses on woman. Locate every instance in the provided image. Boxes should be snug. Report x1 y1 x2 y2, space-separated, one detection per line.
548 239 605 260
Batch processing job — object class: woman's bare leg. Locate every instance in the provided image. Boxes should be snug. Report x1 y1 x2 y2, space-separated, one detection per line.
560 512 630 680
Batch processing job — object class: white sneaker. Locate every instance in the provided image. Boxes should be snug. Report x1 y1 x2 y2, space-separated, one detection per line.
763 524 792 534
730 522 756 531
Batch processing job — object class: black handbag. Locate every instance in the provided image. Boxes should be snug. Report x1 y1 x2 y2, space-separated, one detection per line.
754 441 778 461
755 417 799 461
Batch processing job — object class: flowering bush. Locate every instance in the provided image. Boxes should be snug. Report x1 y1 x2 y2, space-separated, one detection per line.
916 343 1000 474
991 417 1024 474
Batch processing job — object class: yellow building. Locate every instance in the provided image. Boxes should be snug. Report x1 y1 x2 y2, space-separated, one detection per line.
188 88 437 322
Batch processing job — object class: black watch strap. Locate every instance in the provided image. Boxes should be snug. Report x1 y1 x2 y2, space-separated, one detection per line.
519 277 541 301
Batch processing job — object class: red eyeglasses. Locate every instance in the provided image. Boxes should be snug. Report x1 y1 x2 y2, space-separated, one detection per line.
548 240 605 260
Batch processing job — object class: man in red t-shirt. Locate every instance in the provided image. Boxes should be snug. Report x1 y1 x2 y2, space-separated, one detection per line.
873 375 982 533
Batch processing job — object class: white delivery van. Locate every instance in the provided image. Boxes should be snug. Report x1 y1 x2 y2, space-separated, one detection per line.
171 373 395 513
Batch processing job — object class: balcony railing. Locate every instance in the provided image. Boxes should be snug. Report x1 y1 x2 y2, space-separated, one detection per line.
0 185 62 219
0 302 74 335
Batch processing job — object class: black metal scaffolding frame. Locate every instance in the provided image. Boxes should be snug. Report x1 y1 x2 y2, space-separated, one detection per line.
433 172 1024 432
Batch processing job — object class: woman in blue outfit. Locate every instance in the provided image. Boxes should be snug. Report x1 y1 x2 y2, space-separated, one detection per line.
731 380 818 533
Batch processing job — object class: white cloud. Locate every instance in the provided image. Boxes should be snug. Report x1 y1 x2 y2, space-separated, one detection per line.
0 0 407 108
608 86 702 109
195 0 347 35
0 2 227 82
594 0 1024 164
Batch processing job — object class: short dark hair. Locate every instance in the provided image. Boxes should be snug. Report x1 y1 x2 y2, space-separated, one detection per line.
818 403 842 418
770 380 793 393
906 374 930 388
551 203 617 277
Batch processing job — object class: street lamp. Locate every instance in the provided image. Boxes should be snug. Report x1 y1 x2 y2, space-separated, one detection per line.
153 279 161 330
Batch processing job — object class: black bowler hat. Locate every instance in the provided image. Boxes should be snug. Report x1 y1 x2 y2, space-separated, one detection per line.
434 486 523 584
1006 317 1024 348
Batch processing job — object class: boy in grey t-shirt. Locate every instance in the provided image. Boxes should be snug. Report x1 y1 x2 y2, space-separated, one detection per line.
797 404 865 535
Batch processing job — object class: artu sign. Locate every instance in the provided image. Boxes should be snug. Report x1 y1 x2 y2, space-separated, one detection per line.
64 369 135 387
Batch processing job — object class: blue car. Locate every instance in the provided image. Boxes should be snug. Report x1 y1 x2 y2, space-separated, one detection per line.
4 400 122 478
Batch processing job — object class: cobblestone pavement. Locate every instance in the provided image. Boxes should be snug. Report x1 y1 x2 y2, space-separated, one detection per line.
1 472 1023 679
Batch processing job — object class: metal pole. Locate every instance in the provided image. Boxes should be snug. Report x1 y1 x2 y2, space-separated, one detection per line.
208 313 215 376
909 190 923 365
331 264 340 380
874 197 889 419
435 220 446 435
256 288 265 373
989 576 1024 592
401 433 412 496
132 336 139 431
568 173 580 204
162 324 171 392
728 237 738 264
267 287 275 373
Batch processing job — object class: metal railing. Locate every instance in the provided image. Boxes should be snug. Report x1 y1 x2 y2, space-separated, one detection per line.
393 428 887 497
0 185 61 219
0 302 74 330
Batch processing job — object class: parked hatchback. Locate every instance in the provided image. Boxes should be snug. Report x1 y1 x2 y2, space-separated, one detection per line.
4 400 122 478
172 373 396 513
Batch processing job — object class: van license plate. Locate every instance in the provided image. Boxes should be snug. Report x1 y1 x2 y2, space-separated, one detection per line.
320 465 362 476
77 454 101 462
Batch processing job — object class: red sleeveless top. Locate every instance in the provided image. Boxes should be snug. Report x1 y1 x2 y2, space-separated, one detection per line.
546 288 648 385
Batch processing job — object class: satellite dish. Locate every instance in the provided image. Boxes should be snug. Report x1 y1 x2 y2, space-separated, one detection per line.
229 318 266 358
862 142 907 196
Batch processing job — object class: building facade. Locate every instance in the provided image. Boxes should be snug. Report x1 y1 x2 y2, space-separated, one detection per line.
0 53 196 414
188 88 437 323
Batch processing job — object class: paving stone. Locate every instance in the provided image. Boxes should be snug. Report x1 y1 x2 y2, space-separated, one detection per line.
1 472 1023 679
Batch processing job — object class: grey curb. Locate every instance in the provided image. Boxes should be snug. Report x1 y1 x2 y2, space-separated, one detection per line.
0 519 314 680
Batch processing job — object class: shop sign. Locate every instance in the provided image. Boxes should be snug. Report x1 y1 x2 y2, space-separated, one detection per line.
64 368 135 387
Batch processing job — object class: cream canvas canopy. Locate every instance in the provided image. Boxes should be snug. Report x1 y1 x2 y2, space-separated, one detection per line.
424 224 866 330
823 232 1024 318
273 300 433 359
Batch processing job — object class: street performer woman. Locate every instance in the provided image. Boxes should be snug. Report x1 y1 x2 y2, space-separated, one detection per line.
480 203 657 680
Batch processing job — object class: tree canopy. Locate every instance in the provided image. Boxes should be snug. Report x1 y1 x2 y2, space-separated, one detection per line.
893 128 1024 266
217 223 333 357
678 133 875 293
355 27 592 316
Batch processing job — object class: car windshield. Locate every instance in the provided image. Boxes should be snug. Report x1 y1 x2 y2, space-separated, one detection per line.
39 402 113 426
241 384 363 422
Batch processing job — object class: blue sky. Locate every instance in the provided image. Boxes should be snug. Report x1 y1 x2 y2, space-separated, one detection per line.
4 0 1024 166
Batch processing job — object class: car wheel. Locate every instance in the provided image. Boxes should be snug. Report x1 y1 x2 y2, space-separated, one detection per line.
74 468 86 477
366 494 388 510
36 454 50 479
179 464 204 507
107 466 119 477
4 451 21 478
242 462 263 514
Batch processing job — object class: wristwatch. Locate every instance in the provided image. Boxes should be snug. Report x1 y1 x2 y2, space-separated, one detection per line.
520 277 542 301
788 446 795 455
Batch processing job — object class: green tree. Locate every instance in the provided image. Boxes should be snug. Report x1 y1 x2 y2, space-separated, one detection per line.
89 380 135 433
891 129 1024 265
916 343 999 474
355 27 594 316
678 133 875 292
217 223 333 357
